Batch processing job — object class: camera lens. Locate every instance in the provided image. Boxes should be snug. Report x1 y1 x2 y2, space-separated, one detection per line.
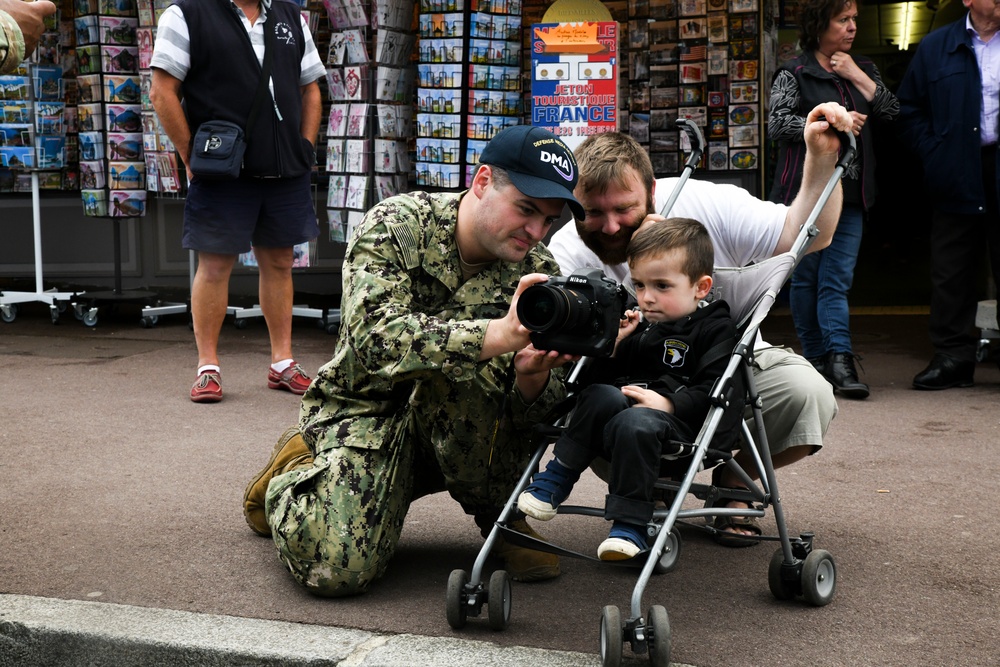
517 285 591 333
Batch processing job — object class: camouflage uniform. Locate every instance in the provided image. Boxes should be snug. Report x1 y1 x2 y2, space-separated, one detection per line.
265 191 567 596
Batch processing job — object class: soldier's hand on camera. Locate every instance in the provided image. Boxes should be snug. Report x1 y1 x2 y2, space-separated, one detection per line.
1 0 57 62
514 345 578 402
482 273 550 361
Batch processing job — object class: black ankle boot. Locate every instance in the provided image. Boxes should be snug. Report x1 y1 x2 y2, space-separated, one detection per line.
825 352 869 399
807 355 827 374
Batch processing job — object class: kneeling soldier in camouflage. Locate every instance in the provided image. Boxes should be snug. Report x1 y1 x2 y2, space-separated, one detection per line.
243 125 585 595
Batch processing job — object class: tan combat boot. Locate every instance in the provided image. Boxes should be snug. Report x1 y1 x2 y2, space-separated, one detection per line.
492 518 561 582
243 426 313 537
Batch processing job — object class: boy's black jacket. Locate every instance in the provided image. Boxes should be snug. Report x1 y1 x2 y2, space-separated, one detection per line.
586 299 738 431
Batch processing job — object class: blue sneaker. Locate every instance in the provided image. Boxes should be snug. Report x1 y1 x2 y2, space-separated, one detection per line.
598 521 647 561
517 459 580 521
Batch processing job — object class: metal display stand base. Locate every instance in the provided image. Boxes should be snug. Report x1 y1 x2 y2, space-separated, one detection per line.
139 249 195 328
231 304 341 335
70 216 160 327
1 174 81 325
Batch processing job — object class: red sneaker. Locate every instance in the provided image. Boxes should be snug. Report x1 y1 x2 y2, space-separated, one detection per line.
267 362 311 395
190 370 222 403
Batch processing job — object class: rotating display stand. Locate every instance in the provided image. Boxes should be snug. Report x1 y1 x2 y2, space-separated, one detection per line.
1 33 81 324
231 303 342 335
139 248 192 328
69 215 158 327
68 1 160 327
0 174 81 325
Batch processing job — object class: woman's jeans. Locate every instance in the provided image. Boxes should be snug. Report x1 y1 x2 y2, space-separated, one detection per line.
789 203 864 359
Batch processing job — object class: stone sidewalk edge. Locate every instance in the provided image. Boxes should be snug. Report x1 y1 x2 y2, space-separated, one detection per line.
0 594 693 667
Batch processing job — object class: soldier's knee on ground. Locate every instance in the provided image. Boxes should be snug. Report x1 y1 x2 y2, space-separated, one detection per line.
287 554 389 598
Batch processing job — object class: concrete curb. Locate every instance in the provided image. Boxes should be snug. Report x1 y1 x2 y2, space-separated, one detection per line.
0 594 664 667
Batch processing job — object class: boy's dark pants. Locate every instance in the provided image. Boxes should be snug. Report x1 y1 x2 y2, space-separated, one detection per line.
553 384 694 527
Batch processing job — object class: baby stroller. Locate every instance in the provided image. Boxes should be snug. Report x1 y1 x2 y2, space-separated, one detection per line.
445 122 854 667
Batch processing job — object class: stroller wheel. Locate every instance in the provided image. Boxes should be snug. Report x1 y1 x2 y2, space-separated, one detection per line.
446 569 470 629
768 549 798 601
487 570 512 631
599 605 623 667
646 605 671 667
653 527 682 574
801 549 837 606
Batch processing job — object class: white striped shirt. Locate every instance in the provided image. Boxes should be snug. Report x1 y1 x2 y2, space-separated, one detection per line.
150 0 325 88
968 13 1000 146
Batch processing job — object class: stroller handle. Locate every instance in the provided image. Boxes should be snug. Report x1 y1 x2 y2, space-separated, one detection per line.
658 118 707 218
787 123 857 260
836 125 857 171
675 117 706 170
817 115 857 171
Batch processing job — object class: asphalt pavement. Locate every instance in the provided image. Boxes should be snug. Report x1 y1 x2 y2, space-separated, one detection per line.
1 300 999 666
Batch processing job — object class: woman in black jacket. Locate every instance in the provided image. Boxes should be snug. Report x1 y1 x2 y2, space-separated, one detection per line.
768 0 898 400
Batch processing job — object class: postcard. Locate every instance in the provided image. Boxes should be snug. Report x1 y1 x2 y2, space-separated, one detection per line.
108 161 145 189
109 189 147 217
100 16 138 45
82 189 108 217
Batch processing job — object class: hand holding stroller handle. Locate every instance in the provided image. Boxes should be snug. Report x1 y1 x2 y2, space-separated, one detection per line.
817 115 857 171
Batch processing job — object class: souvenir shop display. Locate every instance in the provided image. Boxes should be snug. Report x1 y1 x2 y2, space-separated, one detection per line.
624 0 763 178
323 0 415 244
415 0 522 190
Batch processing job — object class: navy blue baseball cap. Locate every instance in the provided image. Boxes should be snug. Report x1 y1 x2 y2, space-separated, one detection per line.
479 125 586 220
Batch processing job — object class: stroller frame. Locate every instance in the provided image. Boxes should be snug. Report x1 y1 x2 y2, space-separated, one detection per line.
445 122 855 667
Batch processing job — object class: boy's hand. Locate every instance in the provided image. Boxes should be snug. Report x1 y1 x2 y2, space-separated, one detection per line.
611 308 641 356
617 309 641 340
621 385 672 413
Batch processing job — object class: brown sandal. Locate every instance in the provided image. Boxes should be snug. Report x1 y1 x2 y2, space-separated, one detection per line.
712 513 762 548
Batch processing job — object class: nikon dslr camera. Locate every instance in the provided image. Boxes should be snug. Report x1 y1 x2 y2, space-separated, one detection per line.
516 268 629 357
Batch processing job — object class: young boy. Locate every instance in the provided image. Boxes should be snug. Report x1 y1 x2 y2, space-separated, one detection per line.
517 217 737 560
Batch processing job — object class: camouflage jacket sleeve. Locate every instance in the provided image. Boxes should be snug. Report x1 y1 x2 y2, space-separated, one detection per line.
301 192 567 451
338 192 566 425
0 10 26 75
340 193 491 384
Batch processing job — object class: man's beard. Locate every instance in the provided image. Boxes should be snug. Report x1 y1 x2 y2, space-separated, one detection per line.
578 223 633 265
575 198 652 265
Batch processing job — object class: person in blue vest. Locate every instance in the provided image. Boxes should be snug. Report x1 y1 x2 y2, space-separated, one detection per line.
150 0 324 403
897 0 1000 389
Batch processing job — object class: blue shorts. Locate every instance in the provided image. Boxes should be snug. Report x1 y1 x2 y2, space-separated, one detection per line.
182 173 319 254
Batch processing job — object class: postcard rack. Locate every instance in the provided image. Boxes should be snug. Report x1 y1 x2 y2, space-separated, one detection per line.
0 174 81 325
0 33 80 325
624 0 763 177
322 0 415 247
414 0 523 190
63 2 162 327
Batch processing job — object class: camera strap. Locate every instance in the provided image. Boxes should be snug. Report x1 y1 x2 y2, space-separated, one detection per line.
485 356 517 502
487 356 517 468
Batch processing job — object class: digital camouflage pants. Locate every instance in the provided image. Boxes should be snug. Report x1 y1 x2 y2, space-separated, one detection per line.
264 381 538 597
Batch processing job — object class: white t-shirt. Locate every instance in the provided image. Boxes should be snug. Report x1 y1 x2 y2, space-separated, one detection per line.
548 176 788 294
547 176 789 347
